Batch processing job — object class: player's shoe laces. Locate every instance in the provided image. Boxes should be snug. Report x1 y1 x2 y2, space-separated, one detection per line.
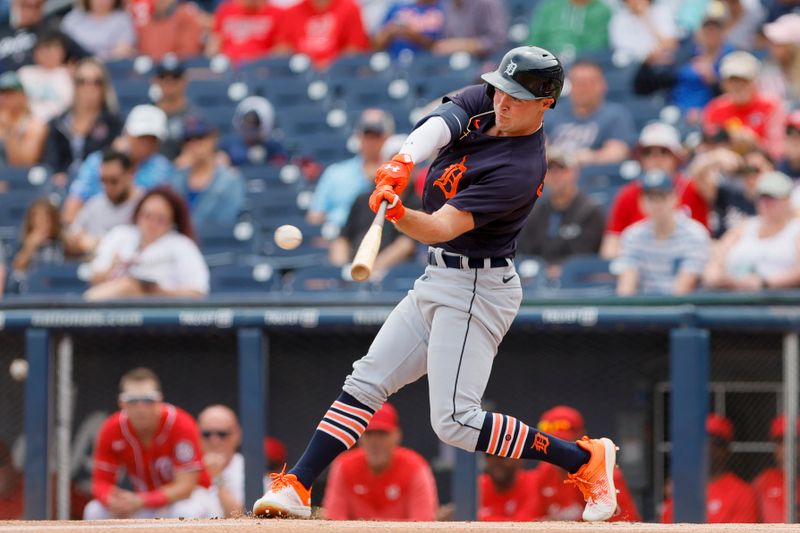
565 437 619 522
252 465 311 519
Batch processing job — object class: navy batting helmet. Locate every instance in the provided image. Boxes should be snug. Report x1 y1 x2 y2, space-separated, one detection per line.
481 46 564 108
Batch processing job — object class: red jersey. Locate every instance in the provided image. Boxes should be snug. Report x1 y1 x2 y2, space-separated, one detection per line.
605 176 709 235
661 472 758 523
528 462 640 522
213 1 283 63
129 0 154 29
703 93 785 159
478 470 538 521
91 404 210 504
273 0 369 68
322 446 438 521
137 3 204 60
752 467 800 523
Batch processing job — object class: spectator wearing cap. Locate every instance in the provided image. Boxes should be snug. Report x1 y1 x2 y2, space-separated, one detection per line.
135 0 203 60
272 0 369 69
544 60 636 167
17 29 73 123
759 13 800 108
782 110 800 180
0 439 22 519
704 171 800 291
601 122 707 259
45 58 122 188
661 414 758 523
329 134 420 278
615 170 710 296
198 405 244 518
703 51 786 161
527 406 640 522
307 108 394 230
66 149 143 256
170 116 244 227
61 0 136 61
478 450 537 521
431 0 507 58
0 71 47 166
219 96 289 167
322 403 438 521
152 56 196 161
609 0 678 63
752 414 800 523
372 0 445 60
526 0 611 58
207 0 283 63
63 105 173 225
517 148 604 279
721 0 766 51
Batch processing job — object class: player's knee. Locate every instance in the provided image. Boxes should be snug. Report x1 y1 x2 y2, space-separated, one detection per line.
430 412 472 451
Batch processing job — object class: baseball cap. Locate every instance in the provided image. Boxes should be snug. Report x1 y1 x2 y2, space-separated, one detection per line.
356 108 395 136
182 115 216 140
707 414 734 441
638 122 684 157
0 71 23 92
263 436 287 466
640 169 673 193
764 13 800 46
720 51 760 80
155 54 186 77
537 405 584 440
124 105 168 140
366 402 399 432
769 415 800 440
755 171 794 199
547 146 577 168
702 0 729 25
234 96 275 137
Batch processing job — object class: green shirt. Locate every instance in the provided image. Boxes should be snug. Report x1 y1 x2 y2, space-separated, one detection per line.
528 0 612 57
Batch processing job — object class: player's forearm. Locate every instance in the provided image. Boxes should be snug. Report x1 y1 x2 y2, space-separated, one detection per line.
395 205 473 245
158 471 200 504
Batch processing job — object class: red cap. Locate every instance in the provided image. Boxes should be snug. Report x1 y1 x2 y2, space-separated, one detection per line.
366 403 399 432
707 414 734 441
769 415 800 440
263 436 287 465
788 110 800 130
537 405 585 440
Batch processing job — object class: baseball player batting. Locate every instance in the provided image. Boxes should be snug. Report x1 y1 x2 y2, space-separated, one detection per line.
254 46 619 521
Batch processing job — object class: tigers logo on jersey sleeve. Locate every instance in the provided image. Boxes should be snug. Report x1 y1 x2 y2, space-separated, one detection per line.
433 155 468 199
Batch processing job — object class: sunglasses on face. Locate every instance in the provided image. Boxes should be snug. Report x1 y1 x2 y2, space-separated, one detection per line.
119 392 162 404
75 77 104 87
201 430 231 439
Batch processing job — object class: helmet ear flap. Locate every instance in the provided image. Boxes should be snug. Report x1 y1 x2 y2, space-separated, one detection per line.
485 83 495 99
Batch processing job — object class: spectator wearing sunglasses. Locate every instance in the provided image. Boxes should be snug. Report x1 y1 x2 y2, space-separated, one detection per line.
198 405 244 518
84 367 215 520
170 115 244 227
517 147 604 280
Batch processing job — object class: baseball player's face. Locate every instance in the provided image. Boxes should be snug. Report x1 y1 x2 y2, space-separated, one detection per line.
492 89 551 136
119 379 163 434
359 429 400 471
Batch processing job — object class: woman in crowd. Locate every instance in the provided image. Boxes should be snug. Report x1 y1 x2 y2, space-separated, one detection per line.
61 0 136 60
610 0 678 62
9 199 66 291
84 185 209 300
44 58 122 187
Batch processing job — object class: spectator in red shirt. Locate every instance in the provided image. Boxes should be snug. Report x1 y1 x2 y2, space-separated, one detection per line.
704 51 787 161
83 367 215 519
272 0 369 69
752 414 800 523
528 406 640 522
478 455 537 521
135 0 204 60
0 440 22 520
207 0 283 63
661 414 759 523
321 402 438 521
601 122 707 259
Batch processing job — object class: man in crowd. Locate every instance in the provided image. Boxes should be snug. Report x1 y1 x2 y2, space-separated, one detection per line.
322 403 438 520
752 414 800 522
432 0 507 58
527 0 612 58
84 367 214 519
198 405 244 518
134 0 204 60
153 56 195 161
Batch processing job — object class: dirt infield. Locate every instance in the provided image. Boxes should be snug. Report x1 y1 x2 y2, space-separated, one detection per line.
2 521 800 533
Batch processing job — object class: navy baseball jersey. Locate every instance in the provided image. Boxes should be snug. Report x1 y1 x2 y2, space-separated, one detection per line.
421 85 547 258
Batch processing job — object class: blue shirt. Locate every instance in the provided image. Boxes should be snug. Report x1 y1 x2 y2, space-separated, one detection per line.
170 165 245 227
671 42 735 112
69 150 173 202
422 85 546 258
544 99 637 152
381 1 445 59
310 156 372 228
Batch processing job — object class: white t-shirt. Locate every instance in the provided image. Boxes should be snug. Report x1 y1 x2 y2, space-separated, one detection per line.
609 4 678 61
208 453 245 518
70 189 142 239
17 66 73 123
90 225 209 294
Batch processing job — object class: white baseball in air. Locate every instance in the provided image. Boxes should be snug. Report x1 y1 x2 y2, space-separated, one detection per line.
9 358 28 382
274 225 303 250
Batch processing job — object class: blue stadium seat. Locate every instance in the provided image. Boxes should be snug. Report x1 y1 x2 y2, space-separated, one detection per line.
579 163 630 190
187 79 234 107
345 102 414 133
558 255 615 290
288 133 351 166
505 0 538 21
276 105 338 137
378 261 424 292
584 184 621 214
283 264 363 293
628 97 665 131
196 223 255 257
23 263 88 295
114 79 153 112
246 189 305 220
325 53 384 79
514 255 545 290
105 58 140 79
332 77 409 109
0 166 50 191
413 71 477 103
237 165 289 187
604 65 638 102
256 77 316 107
0 191 43 232
209 264 278 293
239 56 311 80
401 52 475 79
204 104 236 135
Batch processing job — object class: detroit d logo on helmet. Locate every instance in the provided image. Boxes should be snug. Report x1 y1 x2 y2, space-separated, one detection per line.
504 59 518 77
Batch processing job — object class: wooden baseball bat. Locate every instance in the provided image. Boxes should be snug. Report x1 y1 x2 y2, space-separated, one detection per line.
351 200 388 282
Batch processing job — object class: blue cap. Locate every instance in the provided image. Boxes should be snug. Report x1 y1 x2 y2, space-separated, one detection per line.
182 115 216 139
640 170 673 193
155 54 186 77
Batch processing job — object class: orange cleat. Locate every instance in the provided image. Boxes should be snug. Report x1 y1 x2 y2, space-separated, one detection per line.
252 465 312 518
565 437 619 521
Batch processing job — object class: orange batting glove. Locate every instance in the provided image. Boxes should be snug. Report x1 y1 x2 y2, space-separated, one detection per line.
369 184 405 222
375 154 413 195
